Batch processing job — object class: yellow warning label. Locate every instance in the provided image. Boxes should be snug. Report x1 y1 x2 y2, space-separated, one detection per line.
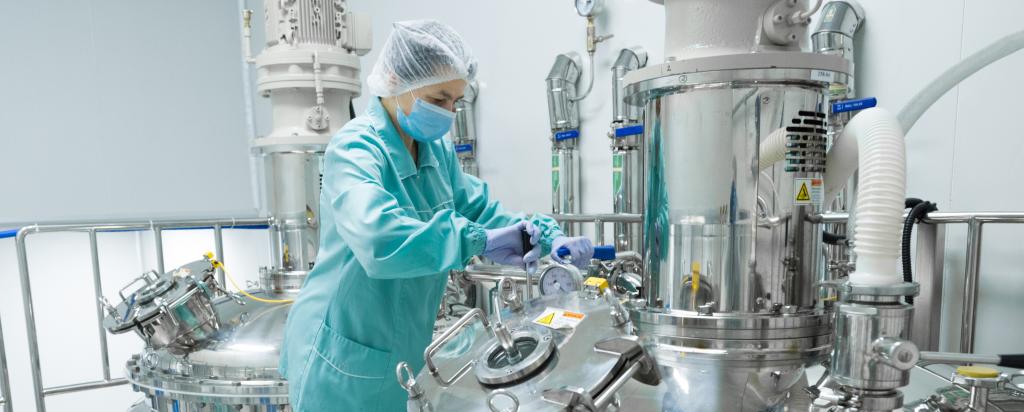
796 183 811 201
536 312 555 325
533 307 586 329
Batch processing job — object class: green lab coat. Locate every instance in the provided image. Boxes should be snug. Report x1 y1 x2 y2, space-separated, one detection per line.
280 97 562 411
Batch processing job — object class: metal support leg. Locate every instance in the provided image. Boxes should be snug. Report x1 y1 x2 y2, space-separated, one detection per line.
0 310 12 412
911 222 946 351
961 219 983 354
16 229 47 411
88 230 112 381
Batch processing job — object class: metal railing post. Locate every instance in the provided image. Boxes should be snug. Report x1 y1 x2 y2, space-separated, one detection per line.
961 219 984 353
16 228 48 411
0 310 12 412
910 222 946 351
88 230 112 381
214 224 226 289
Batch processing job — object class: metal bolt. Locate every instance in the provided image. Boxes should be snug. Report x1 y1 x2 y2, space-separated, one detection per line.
677 74 687 83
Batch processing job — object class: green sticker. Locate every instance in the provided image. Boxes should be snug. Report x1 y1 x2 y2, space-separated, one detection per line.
551 155 560 195
612 153 623 196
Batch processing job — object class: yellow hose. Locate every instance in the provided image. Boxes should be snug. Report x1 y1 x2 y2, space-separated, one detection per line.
204 252 294 304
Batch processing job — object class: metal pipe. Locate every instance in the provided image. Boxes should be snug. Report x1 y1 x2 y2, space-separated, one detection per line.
550 213 642 223
16 229 47 411
88 230 112 381
154 227 165 275
961 219 983 353
594 361 642 409
41 378 128 397
461 265 536 285
810 211 1024 224
214 224 226 289
1 217 270 232
0 309 12 412
919 351 1000 366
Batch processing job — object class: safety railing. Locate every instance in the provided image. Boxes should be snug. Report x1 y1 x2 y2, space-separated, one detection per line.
549 213 643 247
3 217 271 412
811 211 1024 354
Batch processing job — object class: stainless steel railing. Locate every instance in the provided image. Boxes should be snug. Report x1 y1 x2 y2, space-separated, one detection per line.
6 217 271 412
812 211 1024 354
549 213 643 246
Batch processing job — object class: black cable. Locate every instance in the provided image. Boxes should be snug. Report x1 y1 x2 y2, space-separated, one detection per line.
823 231 846 245
902 199 938 304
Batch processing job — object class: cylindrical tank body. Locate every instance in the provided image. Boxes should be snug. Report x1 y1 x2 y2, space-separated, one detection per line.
623 50 848 410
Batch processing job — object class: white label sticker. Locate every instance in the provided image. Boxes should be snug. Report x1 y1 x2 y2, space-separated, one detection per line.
794 178 824 206
532 307 586 330
810 69 835 83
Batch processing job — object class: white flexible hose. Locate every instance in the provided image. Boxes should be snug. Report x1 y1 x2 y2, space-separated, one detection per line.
844 108 906 285
570 52 596 102
758 128 788 171
898 29 1024 133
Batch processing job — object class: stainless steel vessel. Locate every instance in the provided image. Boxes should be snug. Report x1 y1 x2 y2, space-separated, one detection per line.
106 259 297 411
622 40 850 410
403 283 661 411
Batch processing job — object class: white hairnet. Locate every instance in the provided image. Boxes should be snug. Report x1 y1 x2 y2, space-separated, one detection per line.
366 20 477 97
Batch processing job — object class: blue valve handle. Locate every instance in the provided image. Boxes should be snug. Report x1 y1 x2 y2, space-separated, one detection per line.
832 97 877 114
557 245 616 261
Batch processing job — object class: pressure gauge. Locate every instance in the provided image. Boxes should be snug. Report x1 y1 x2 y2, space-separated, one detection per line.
575 0 603 17
538 263 583 296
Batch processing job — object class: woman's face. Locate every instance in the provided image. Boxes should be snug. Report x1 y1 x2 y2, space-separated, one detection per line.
396 79 468 114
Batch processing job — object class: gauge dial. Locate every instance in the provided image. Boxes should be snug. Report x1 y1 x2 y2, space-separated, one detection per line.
575 0 603 17
539 264 583 296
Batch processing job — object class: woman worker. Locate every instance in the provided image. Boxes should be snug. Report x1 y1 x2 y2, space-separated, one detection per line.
280 20 594 411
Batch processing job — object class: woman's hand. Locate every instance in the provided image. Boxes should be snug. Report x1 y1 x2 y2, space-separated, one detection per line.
550 236 594 269
483 221 541 266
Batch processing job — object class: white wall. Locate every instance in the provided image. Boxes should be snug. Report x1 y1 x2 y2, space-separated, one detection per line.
2 1 1024 411
0 0 272 410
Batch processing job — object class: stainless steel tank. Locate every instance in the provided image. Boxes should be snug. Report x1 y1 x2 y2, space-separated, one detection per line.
622 51 850 410
105 1 373 410
402 282 661 412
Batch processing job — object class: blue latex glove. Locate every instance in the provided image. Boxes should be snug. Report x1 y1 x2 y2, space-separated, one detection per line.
483 221 541 266
550 236 594 269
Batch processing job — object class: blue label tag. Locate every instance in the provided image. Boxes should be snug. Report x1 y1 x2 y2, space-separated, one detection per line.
832 97 877 114
454 143 473 153
554 130 580 141
614 125 644 138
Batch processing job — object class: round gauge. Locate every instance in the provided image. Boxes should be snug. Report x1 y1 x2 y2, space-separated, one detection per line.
539 263 583 296
575 0 603 17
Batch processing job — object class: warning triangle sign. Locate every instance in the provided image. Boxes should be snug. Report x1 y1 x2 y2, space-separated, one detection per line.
796 183 811 201
536 312 555 325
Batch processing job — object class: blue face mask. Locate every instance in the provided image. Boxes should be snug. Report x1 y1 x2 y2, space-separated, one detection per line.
396 94 455 142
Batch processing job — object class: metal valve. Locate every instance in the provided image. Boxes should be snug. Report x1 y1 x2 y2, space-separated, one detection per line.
873 337 919 371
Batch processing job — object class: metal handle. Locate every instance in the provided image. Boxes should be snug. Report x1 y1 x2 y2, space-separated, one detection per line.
424 308 490 387
118 271 158 301
487 389 520 412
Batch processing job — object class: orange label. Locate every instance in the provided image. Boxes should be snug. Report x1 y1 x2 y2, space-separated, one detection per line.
562 311 585 320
